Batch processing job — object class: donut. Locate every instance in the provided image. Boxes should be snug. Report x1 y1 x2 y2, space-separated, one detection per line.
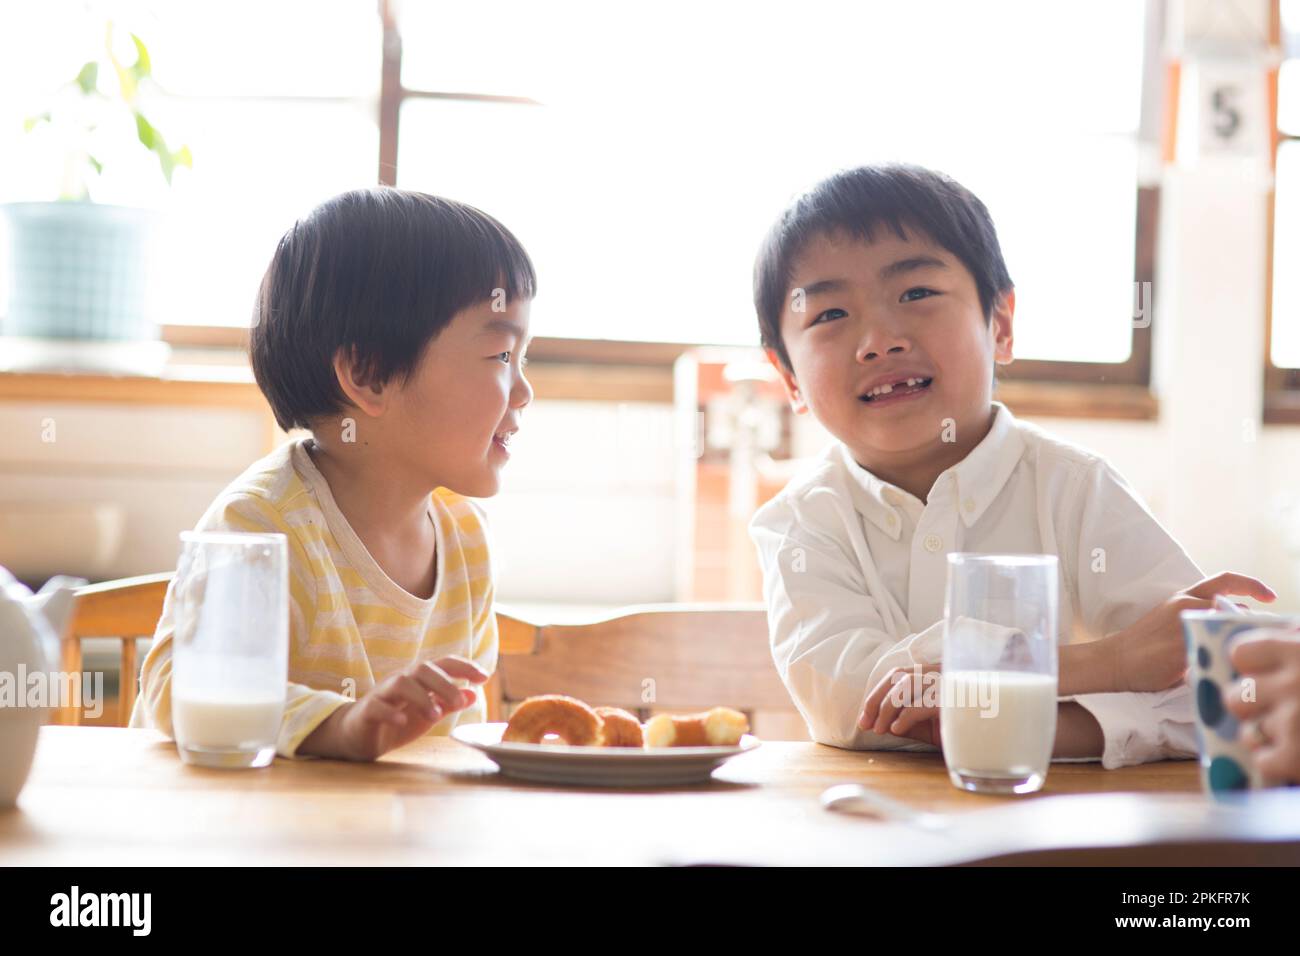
503 695 604 746
594 706 644 747
644 707 748 747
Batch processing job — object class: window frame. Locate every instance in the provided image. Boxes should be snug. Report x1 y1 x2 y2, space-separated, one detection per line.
1265 0 1300 424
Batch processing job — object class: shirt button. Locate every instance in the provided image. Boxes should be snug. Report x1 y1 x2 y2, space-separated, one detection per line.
886 514 897 527
963 498 976 513
924 534 943 552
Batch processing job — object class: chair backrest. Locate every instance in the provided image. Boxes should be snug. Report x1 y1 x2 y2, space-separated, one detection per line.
57 572 171 727
488 603 804 738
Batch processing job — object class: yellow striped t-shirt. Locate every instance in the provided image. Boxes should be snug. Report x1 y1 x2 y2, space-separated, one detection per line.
130 436 498 757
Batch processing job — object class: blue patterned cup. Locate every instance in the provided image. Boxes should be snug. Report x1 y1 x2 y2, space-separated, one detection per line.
1180 610 1296 793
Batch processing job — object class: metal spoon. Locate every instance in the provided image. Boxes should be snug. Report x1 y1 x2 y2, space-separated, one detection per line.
820 783 952 831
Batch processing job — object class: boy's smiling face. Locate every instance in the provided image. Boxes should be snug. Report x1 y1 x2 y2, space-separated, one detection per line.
773 227 1014 475
384 296 533 498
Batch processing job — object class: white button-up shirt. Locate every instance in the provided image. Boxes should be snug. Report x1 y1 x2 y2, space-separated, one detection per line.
749 402 1201 769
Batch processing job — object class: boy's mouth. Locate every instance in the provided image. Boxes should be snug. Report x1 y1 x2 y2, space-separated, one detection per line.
858 376 934 404
491 426 517 455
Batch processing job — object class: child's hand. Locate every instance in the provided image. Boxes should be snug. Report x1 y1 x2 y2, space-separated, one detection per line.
858 664 943 747
1103 572 1276 693
336 655 491 761
1225 630 1300 787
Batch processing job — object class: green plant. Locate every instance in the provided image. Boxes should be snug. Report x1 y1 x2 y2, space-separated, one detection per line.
22 20 191 202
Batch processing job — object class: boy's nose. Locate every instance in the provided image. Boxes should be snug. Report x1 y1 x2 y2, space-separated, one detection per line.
512 371 534 408
856 329 911 363
852 316 915 364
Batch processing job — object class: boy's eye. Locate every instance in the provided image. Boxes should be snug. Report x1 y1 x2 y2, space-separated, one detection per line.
900 287 938 302
810 308 847 326
496 351 511 364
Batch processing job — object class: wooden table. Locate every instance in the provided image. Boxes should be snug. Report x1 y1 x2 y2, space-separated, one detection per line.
4 727 1299 866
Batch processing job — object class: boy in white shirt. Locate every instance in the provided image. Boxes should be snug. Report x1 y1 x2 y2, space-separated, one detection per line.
748 164 1276 768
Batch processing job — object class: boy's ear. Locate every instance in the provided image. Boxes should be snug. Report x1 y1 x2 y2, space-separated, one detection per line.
991 289 1015 365
765 347 808 414
332 346 390 418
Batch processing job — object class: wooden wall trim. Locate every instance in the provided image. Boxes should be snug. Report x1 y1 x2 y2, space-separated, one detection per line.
0 361 673 406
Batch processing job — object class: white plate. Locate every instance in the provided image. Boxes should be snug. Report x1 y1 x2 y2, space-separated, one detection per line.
451 722 761 787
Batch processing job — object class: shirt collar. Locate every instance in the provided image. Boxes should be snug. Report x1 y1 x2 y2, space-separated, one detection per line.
837 402 1026 537
949 402 1026 528
838 445 908 541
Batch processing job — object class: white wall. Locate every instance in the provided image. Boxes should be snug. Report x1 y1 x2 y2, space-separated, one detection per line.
478 400 677 605
0 402 267 581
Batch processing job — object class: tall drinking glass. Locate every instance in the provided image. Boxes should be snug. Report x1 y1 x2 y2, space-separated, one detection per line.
170 530 288 768
941 553 1059 794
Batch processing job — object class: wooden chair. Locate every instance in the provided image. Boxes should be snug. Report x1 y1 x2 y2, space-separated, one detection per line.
486 604 806 739
55 572 172 727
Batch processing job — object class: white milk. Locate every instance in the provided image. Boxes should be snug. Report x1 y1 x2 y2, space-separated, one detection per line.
940 670 1057 777
173 689 284 750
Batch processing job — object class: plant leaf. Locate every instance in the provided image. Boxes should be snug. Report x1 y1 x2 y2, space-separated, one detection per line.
23 112 52 132
133 109 187 184
130 33 152 79
87 153 103 175
74 61 98 94
134 109 159 151
115 60 137 102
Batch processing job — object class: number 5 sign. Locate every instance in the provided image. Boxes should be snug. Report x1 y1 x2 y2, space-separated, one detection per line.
1193 60 1269 158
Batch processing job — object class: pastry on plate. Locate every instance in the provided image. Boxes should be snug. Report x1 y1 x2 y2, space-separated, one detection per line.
643 707 748 747
593 706 644 747
502 694 604 746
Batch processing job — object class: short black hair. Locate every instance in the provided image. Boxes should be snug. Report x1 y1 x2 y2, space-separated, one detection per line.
251 186 536 431
753 163 1013 369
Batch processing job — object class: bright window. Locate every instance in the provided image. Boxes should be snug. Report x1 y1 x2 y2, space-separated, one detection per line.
395 0 1148 361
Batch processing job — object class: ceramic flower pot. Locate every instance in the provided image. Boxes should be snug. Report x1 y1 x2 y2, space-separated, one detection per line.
0 201 159 341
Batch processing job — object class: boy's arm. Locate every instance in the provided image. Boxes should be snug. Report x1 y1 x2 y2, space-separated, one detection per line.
750 491 951 751
1058 457 1204 768
1053 701 1106 759
134 494 353 759
468 500 500 684
456 562 499 726
457 496 498 724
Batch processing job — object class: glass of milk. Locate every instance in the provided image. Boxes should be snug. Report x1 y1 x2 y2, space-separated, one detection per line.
170 531 288 768
940 554 1059 794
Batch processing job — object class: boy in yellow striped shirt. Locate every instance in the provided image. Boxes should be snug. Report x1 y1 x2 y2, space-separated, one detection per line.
131 188 535 761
